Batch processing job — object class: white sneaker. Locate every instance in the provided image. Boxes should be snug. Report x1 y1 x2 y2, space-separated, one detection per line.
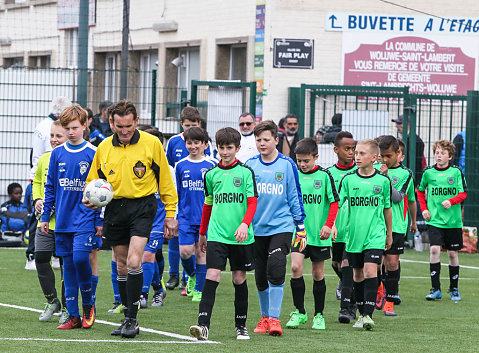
51 257 60 269
25 259 36 271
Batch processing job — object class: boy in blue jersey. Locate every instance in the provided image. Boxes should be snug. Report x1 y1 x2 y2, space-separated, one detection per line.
40 105 102 330
138 127 171 308
165 106 211 291
175 127 217 302
246 120 306 337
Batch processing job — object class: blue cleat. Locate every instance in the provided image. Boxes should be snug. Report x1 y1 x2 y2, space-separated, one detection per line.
425 288 442 301
392 295 402 305
449 288 461 301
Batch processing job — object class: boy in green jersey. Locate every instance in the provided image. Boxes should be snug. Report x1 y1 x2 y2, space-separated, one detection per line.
378 136 417 316
327 132 358 324
286 138 339 330
417 140 467 302
190 127 258 341
339 139 392 330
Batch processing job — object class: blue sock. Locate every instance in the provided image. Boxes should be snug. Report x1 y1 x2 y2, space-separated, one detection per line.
111 260 120 303
142 261 155 294
257 287 270 318
268 282 285 319
168 236 180 277
181 256 196 277
194 264 206 292
157 258 164 282
91 275 99 305
63 255 80 317
73 251 92 306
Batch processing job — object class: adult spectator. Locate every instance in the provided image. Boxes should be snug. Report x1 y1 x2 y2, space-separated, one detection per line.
277 114 300 162
453 130 466 173
84 100 178 339
392 115 425 185
236 112 259 163
91 100 113 137
86 108 106 147
30 96 72 180
321 113 342 144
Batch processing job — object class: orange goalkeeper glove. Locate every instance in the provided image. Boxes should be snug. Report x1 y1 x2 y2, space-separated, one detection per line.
292 223 307 252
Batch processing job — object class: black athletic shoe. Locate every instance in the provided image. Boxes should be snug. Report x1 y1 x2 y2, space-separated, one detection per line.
165 275 179 290
111 318 127 336
121 318 140 338
338 308 353 324
179 277 187 290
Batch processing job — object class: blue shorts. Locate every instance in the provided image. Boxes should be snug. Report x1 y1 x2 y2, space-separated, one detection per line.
55 232 95 256
92 235 102 250
178 224 200 246
144 231 164 253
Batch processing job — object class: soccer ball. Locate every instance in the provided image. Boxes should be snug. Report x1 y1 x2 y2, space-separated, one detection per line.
83 179 114 207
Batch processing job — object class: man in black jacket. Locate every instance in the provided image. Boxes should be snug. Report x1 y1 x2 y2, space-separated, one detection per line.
276 114 300 162
91 100 113 137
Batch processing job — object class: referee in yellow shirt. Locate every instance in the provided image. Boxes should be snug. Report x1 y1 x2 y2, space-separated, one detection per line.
83 100 178 338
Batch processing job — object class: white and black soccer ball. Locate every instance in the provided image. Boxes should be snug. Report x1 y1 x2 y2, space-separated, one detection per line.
83 179 114 207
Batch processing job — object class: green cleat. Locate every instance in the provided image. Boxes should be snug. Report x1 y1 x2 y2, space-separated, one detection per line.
362 315 375 331
192 290 202 302
352 315 364 328
312 313 326 330
186 275 196 297
39 299 61 321
58 307 69 324
286 309 308 328
108 302 123 314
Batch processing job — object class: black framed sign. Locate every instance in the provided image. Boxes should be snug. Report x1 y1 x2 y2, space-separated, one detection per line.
273 39 314 69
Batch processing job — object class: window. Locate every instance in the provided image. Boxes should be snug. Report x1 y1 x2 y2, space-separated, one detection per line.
65 29 78 68
215 43 247 81
28 55 51 68
3 56 24 68
105 54 117 102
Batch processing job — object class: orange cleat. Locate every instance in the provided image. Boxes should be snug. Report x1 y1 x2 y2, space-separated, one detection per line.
383 301 397 316
57 315 82 329
253 317 269 333
268 318 283 336
82 304 96 328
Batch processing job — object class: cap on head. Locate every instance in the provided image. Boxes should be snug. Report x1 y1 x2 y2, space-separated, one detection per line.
392 115 403 124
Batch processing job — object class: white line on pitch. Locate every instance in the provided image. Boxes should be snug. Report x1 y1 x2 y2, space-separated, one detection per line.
401 258 479 270
0 303 220 344
0 338 213 344
219 272 477 280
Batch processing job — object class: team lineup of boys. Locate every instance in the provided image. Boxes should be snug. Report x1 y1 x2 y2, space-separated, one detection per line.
34 100 467 339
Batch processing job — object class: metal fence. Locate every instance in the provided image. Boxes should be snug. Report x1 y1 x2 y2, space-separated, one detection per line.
0 66 185 202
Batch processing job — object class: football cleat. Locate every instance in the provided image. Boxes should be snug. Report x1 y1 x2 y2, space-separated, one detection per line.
151 290 166 307
186 275 196 297
121 318 140 338
392 295 402 305
383 301 397 316
82 304 95 328
425 288 442 301
192 290 202 302
235 325 250 340
108 302 123 314
190 324 209 341
449 288 462 301
59 307 69 324
353 316 364 329
312 313 326 330
39 299 61 321
338 308 353 324
179 277 187 290
165 275 179 290
139 294 148 309
111 318 127 336
57 315 81 329
362 315 375 330
253 317 269 333
286 309 308 328
268 318 283 336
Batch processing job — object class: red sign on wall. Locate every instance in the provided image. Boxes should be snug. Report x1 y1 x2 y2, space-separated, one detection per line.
343 36 475 95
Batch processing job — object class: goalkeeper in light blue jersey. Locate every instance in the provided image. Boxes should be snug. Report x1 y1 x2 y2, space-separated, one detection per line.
245 120 306 337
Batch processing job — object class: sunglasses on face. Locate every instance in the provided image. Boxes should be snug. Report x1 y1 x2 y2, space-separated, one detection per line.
239 122 253 127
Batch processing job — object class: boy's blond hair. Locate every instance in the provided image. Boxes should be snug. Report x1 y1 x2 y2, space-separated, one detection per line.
433 140 455 158
357 138 379 155
59 104 87 127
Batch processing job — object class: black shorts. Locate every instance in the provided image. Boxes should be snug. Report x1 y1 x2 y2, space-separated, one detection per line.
103 194 157 246
428 225 463 251
253 233 292 261
347 249 384 268
384 232 405 255
206 241 255 272
292 244 331 262
34 228 55 253
332 242 346 263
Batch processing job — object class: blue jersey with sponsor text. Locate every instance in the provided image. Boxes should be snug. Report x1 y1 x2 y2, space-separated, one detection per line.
175 156 217 226
166 133 213 167
42 141 101 233
246 153 305 237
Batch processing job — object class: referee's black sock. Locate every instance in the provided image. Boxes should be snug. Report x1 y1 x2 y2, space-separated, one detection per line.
313 278 326 315
234 280 248 327
198 279 219 329
340 266 353 309
127 268 143 319
353 280 365 316
117 274 128 317
363 277 377 317
449 265 459 290
290 277 306 314
385 269 399 302
430 262 441 290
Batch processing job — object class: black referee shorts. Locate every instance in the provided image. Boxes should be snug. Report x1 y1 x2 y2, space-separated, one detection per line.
103 194 157 246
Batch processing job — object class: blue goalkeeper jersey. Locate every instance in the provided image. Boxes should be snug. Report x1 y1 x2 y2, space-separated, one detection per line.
42 141 101 233
166 133 213 166
246 153 305 237
175 156 217 226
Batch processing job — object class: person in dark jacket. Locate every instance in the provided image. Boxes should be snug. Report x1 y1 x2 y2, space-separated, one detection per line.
91 100 113 137
276 114 300 162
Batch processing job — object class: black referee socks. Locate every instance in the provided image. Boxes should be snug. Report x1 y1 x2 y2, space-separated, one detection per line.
127 268 143 319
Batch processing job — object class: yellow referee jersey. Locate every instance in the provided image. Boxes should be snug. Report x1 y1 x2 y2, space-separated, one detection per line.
87 129 178 217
